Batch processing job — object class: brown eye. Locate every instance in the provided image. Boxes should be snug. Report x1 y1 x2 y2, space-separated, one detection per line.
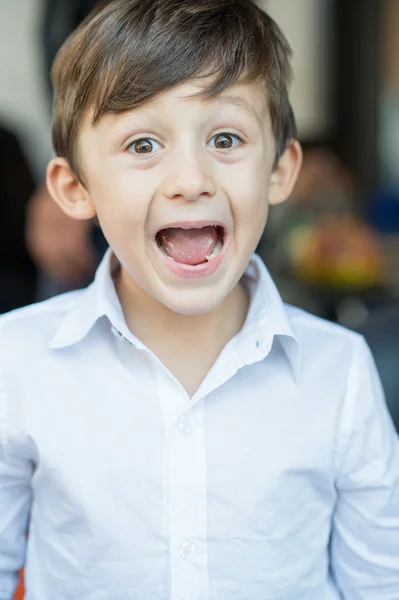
211 133 242 150
130 139 157 154
214 134 233 149
133 139 152 153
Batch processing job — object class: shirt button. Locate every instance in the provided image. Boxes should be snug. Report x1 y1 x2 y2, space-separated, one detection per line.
111 326 124 339
179 541 196 561
177 416 193 435
111 325 132 345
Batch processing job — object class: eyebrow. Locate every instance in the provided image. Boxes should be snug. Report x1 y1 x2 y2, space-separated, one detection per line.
215 94 263 126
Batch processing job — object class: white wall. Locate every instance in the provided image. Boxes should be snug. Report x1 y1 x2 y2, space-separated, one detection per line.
0 0 332 180
0 0 52 179
263 0 333 138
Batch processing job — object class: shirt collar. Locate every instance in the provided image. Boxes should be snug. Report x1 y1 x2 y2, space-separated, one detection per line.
236 255 299 379
49 249 299 378
49 248 126 349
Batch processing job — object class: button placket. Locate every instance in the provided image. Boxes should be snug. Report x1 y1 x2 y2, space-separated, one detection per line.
168 401 210 600
177 416 193 435
179 540 197 561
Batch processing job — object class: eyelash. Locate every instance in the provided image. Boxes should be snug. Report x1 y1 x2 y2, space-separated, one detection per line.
126 132 245 155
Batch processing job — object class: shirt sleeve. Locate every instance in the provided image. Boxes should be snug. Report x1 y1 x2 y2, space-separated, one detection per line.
0 368 32 600
331 337 399 599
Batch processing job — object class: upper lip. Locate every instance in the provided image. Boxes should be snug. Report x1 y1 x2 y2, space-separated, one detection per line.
154 220 228 237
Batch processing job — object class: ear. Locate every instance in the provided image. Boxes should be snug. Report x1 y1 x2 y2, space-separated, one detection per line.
46 157 96 220
268 140 303 206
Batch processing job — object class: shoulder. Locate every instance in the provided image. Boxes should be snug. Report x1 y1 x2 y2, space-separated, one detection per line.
283 306 381 435
285 303 368 373
0 289 84 355
286 303 363 346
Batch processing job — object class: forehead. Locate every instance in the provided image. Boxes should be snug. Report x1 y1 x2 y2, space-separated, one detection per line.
83 79 271 136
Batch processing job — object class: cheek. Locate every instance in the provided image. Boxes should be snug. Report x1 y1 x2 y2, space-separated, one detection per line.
86 162 152 231
228 158 270 229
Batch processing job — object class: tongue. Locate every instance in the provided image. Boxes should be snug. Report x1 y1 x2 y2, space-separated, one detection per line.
158 226 219 265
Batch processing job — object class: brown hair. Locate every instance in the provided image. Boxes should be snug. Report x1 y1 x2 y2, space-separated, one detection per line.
51 0 297 179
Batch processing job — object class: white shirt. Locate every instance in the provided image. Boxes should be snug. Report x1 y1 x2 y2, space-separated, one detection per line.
0 250 398 600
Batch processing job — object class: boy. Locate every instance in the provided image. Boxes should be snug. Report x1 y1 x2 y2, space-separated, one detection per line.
0 0 398 598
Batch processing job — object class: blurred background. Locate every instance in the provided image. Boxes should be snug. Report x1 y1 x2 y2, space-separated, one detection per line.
0 0 398 432
1 2 398 595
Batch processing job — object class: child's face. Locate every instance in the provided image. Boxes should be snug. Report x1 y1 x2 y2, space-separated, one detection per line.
50 80 301 315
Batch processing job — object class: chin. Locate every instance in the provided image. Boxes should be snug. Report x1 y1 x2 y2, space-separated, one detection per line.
161 289 225 316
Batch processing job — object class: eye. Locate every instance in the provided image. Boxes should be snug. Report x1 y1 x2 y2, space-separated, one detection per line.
209 133 243 150
127 138 162 155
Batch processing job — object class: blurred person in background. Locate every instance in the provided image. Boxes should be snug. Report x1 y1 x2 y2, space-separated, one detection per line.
26 0 108 298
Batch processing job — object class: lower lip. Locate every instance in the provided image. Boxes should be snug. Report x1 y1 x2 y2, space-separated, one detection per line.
153 236 229 279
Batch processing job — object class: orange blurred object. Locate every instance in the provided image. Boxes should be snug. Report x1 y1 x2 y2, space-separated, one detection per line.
290 216 384 289
14 571 24 600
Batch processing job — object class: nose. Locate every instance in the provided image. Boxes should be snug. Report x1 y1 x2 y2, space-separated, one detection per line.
162 146 217 202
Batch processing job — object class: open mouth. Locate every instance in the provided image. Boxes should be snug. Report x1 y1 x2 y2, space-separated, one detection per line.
155 224 226 267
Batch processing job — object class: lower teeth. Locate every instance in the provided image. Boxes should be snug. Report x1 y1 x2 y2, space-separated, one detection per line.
160 246 175 260
206 240 223 261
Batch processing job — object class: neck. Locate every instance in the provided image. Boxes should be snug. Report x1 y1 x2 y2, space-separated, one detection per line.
115 269 249 353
